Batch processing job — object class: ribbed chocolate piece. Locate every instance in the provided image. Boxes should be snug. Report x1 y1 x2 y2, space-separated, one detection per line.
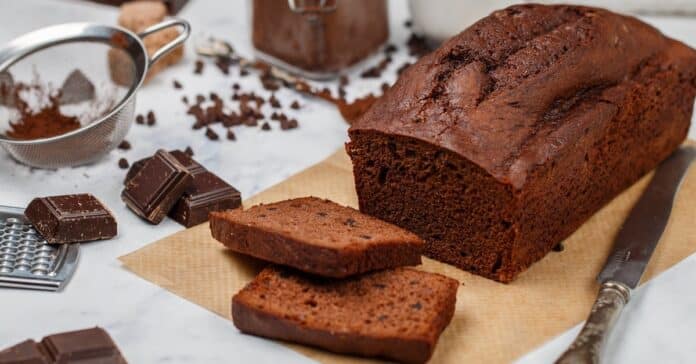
0 328 127 364
125 150 241 227
0 340 47 364
121 149 193 224
25 194 117 244
41 327 126 364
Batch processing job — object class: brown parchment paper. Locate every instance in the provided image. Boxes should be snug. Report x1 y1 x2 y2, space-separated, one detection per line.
119 145 696 364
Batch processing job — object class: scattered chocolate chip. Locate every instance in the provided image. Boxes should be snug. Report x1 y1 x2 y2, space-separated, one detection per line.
232 83 240 90
210 92 220 101
181 96 189 104
269 95 281 108
215 56 235 75
338 87 347 99
360 57 391 78
231 93 240 101
261 122 271 131
173 80 182 89
226 129 236 141
280 118 298 130
260 72 280 91
381 82 390 93
146 110 156 126
407 33 432 58
384 43 398 54
339 75 349 87
117 140 131 150
205 127 219 140
196 94 206 104
118 158 129 169
135 114 144 124
290 101 300 110
552 242 565 252
240 68 249 77
404 19 412 28
184 146 194 156
194 59 204 74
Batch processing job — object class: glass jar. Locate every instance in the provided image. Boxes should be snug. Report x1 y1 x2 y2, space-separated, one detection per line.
251 0 389 80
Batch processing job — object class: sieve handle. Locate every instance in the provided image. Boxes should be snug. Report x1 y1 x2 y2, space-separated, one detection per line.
138 19 191 66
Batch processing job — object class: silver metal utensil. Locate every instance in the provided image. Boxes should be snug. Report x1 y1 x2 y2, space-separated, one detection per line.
0 205 79 291
0 19 190 168
556 146 696 364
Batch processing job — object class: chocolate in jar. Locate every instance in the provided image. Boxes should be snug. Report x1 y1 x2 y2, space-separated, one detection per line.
251 0 389 78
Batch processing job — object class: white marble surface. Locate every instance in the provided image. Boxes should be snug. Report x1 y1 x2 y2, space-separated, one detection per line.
0 1 694 363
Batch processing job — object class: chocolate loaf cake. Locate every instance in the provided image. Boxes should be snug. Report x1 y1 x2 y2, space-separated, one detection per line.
233 266 458 364
347 5 696 282
210 197 423 278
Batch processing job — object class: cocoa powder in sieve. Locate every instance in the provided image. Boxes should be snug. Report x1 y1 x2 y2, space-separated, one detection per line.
6 90 81 140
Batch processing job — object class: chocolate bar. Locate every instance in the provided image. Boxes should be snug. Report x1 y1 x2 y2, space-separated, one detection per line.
0 327 127 363
125 150 241 227
122 149 192 224
25 194 117 244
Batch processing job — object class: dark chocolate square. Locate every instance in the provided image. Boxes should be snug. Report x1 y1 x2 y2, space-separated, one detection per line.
121 149 193 224
169 171 242 227
40 327 126 363
25 194 117 244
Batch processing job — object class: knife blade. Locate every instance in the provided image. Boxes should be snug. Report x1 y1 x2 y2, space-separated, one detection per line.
598 146 696 288
556 146 695 364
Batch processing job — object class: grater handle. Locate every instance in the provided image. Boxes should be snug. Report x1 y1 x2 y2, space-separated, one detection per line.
138 18 191 67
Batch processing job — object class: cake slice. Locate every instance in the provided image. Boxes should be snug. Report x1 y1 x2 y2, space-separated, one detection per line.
210 197 424 278
232 266 458 364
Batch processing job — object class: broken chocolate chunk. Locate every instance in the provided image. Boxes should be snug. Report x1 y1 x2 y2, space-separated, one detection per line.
40 327 127 363
121 149 193 224
25 194 117 244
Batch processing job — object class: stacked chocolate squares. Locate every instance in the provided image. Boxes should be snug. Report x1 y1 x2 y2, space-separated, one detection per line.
122 149 241 227
210 197 459 364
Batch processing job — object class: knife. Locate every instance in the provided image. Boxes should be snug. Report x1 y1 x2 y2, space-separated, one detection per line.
556 146 696 364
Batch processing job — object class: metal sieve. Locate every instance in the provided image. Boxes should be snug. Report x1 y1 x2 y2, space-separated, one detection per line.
0 19 190 169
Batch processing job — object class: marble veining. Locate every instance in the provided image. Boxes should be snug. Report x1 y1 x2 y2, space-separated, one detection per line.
0 1 695 363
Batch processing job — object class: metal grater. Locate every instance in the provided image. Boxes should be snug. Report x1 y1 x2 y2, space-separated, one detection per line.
0 205 79 291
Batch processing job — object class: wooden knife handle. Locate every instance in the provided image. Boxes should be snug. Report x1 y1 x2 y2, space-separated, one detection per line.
555 281 631 364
